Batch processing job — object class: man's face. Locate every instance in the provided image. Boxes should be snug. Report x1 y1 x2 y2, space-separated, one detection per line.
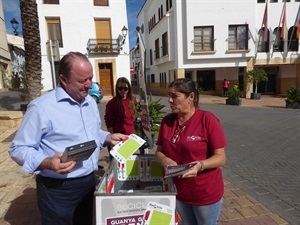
60 59 93 102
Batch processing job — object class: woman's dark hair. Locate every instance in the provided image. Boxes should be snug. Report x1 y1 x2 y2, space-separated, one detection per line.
169 78 199 108
114 77 137 118
58 52 89 80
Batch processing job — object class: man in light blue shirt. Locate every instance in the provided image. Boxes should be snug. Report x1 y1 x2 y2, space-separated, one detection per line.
9 52 127 225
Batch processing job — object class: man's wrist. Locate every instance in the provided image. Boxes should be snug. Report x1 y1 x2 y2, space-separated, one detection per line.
104 133 112 147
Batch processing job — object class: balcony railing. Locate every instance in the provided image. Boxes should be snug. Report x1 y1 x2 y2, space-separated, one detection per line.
87 38 120 54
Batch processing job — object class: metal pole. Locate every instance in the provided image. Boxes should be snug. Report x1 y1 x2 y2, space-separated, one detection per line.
49 40 57 88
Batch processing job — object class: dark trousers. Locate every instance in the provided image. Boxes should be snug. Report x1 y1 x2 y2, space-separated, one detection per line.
36 173 96 225
223 87 228 96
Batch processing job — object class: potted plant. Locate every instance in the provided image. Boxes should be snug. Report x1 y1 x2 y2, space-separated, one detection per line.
226 84 242 106
283 85 300 109
246 68 268 100
135 93 166 135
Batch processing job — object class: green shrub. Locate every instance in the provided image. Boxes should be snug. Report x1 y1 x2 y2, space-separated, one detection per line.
135 93 166 134
284 85 300 104
227 88 243 101
246 68 268 94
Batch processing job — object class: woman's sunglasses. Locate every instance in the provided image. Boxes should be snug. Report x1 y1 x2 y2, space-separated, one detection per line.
117 87 129 91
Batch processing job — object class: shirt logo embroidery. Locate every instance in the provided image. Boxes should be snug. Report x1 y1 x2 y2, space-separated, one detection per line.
187 136 201 141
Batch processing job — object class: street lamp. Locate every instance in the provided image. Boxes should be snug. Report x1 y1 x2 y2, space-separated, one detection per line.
121 26 128 44
10 18 19 36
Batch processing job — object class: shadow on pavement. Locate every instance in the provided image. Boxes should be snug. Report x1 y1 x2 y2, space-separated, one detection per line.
2 131 17 142
0 90 27 111
4 187 41 225
0 95 22 110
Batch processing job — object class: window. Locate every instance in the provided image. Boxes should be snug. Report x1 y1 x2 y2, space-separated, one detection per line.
158 8 161 20
155 38 160 59
288 26 299 51
151 74 155 83
228 25 248 50
257 28 269 52
46 18 63 47
270 0 278 2
94 20 114 52
273 28 284 52
44 0 59 4
159 73 166 86
194 26 214 51
150 49 153 65
149 15 156 32
162 32 168 56
140 24 144 34
94 0 109 6
257 0 265 3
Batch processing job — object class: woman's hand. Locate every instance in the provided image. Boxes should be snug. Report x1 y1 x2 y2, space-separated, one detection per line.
180 161 202 178
162 157 177 170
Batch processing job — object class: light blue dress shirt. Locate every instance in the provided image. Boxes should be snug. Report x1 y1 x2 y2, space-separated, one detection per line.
9 86 110 179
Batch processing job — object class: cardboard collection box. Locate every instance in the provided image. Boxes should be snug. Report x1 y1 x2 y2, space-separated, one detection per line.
94 155 177 225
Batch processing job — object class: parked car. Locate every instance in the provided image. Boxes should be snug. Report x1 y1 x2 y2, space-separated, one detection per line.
89 82 103 103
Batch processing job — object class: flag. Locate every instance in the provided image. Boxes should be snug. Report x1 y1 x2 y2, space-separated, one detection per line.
281 3 287 40
262 3 268 42
296 8 300 39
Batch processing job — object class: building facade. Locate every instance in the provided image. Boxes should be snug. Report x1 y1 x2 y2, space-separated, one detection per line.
0 0 11 90
135 0 300 97
7 34 25 89
37 0 130 96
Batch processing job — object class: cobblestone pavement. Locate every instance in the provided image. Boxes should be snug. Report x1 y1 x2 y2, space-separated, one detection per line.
0 93 299 225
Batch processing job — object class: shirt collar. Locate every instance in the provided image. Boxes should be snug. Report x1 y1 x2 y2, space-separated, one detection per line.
55 85 89 106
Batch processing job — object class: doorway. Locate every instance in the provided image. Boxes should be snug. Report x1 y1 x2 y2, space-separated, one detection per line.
196 70 215 91
99 63 113 96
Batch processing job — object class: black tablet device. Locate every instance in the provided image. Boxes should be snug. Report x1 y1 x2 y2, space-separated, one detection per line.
61 140 97 163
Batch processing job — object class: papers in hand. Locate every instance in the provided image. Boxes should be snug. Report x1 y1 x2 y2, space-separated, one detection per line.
109 134 146 163
164 162 197 178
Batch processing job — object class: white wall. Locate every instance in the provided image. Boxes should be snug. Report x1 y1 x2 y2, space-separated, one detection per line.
138 0 299 88
37 0 130 91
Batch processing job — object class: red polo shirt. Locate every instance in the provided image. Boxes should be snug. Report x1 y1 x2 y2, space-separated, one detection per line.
157 109 227 205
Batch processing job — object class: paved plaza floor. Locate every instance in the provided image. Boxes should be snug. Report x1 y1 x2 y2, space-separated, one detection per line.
0 92 299 225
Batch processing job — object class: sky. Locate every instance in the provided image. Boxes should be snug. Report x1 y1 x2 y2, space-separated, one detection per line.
2 0 144 49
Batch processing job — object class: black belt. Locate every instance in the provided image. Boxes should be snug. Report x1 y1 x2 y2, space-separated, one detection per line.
36 172 94 188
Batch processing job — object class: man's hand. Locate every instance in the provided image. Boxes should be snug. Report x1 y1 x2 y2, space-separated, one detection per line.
107 133 129 146
39 153 76 174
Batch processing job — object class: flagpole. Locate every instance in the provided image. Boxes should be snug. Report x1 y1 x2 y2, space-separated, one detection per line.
282 0 287 56
273 0 286 54
256 1 268 55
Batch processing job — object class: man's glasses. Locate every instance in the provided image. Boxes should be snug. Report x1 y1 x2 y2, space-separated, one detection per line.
117 87 129 91
171 125 186 144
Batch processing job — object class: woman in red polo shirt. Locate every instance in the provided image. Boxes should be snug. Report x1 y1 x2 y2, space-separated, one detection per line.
155 78 227 225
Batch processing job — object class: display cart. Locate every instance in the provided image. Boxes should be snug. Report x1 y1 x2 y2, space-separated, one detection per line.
95 154 177 225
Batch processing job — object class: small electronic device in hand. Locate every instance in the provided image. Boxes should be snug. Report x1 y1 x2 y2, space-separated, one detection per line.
61 140 97 163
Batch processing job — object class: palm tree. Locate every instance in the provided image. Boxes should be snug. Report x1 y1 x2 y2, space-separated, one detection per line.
20 0 42 102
